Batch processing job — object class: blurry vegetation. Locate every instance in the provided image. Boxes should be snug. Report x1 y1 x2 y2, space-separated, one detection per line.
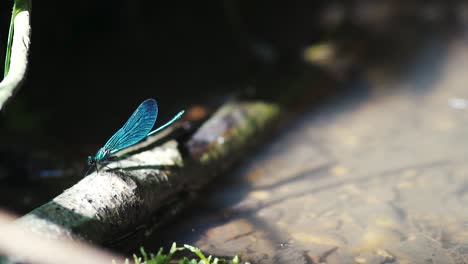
119 244 244 264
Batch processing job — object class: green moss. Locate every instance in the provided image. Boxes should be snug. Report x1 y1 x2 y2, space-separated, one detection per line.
199 102 280 164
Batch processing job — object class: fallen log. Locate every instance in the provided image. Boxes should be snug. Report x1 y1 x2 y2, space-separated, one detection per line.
13 101 280 250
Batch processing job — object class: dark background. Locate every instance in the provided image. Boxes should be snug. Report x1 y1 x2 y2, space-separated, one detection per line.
0 0 250 148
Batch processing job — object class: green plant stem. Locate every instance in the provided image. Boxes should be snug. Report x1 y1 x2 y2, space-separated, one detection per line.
4 0 29 77
0 0 31 110
4 3 16 77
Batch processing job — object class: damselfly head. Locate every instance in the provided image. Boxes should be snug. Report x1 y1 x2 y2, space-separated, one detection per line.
87 156 95 165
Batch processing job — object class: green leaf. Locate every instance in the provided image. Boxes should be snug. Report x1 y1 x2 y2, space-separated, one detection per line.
183 244 209 263
132 254 141 264
170 242 185 255
140 247 148 262
3 0 30 77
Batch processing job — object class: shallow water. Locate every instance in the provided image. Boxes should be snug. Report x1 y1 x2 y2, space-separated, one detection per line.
152 36 468 263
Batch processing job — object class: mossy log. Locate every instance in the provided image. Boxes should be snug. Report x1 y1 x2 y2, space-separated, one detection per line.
14 101 280 248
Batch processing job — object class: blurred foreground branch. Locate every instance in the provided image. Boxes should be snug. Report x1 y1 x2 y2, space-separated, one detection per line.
0 210 125 264
0 0 31 110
